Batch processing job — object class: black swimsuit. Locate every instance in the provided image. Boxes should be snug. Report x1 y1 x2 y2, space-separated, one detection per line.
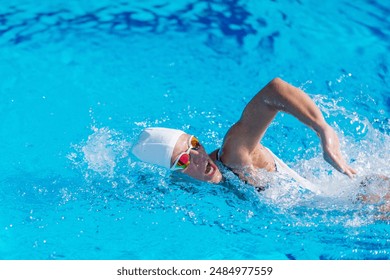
215 148 265 191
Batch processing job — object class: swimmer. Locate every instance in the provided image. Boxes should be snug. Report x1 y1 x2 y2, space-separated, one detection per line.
132 77 357 191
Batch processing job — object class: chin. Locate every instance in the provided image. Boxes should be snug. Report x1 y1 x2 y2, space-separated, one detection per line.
209 171 223 184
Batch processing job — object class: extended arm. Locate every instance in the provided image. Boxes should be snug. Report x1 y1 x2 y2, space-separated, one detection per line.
224 78 356 177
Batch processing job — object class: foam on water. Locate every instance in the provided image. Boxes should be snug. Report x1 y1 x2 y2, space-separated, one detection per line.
68 126 132 179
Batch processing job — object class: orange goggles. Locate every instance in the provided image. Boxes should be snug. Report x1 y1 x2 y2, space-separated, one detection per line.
170 136 200 171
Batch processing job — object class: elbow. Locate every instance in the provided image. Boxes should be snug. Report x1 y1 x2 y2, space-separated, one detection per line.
263 77 285 98
260 77 286 111
267 77 284 89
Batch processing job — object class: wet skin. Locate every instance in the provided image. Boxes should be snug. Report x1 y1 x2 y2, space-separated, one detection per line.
171 134 222 183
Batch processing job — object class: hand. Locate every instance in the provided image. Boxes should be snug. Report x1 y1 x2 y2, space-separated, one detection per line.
319 124 357 178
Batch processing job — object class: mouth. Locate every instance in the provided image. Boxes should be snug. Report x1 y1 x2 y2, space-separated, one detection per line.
205 160 216 176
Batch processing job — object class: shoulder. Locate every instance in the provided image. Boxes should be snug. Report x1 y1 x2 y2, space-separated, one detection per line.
209 149 219 161
219 141 252 168
221 138 276 171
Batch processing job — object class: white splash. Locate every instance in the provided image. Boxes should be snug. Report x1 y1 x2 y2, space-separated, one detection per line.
69 126 131 177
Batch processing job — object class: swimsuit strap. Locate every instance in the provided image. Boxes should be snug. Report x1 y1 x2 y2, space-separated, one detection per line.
216 148 221 161
215 148 254 188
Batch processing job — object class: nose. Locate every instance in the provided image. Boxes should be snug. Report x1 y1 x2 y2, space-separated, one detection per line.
190 150 202 165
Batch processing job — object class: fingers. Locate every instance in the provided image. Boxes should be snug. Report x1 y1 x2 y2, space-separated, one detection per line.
342 166 357 179
335 159 357 178
324 152 357 178
349 166 357 175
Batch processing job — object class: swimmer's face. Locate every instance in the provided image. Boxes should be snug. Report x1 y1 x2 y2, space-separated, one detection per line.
171 134 222 183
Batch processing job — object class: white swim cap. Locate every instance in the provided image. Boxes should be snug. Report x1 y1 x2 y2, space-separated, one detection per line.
132 127 186 169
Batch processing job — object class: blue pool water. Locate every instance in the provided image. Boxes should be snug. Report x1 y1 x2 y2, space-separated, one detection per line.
0 0 389 260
